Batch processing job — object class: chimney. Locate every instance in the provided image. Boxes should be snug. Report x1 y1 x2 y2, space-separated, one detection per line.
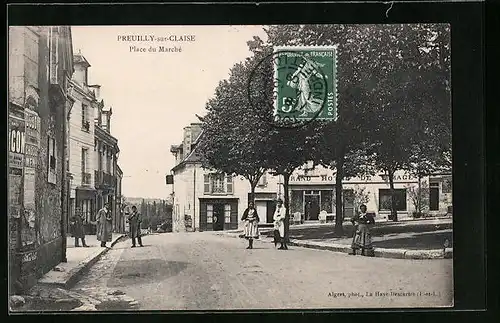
190 123 202 144
183 126 192 157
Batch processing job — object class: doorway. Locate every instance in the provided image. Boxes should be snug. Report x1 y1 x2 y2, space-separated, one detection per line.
213 204 225 231
304 192 320 220
266 201 276 223
429 183 440 211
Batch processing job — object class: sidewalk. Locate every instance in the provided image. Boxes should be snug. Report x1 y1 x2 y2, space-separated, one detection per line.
217 217 453 260
37 233 126 289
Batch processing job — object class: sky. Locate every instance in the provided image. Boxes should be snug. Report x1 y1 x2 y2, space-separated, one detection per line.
71 26 267 199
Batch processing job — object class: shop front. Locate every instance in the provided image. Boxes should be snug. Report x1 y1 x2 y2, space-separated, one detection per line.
288 169 428 219
75 187 96 234
199 198 238 231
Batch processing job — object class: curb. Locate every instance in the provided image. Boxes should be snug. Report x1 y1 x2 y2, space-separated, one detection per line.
39 235 127 290
215 232 453 260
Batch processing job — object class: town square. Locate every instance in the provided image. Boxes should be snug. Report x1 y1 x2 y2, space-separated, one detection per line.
8 23 453 311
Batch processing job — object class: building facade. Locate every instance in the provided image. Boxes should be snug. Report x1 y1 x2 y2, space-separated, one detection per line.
8 26 74 293
67 53 99 232
93 102 120 233
170 123 452 232
170 123 278 233
287 164 452 221
115 165 125 233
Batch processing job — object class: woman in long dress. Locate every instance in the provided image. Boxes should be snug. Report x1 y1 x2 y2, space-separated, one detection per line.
241 202 260 249
273 199 288 250
96 203 113 248
350 204 375 256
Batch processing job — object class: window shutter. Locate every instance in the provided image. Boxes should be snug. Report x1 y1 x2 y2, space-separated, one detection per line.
226 175 233 194
204 174 210 194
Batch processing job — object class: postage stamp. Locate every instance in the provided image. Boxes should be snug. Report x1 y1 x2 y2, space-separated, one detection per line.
273 46 338 123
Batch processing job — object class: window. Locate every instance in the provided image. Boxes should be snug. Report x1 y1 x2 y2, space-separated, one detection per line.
207 204 213 223
203 174 211 193
81 148 88 172
379 189 407 211
224 204 231 224
204 173 233 195
226 175 233 194
98 147 103 171
81 148 89 185
48 137 57 184
81 104 90 131
106 153 111 173
212 174 225 193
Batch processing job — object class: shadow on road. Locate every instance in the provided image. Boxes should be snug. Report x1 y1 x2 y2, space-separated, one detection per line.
373 232 453 250
107 259 189 287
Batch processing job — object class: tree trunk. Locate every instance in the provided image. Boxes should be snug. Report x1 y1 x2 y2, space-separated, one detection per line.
417 174 423 215
283 173 291 243
334 152 345 235
388 170 398 222
248 180 257 206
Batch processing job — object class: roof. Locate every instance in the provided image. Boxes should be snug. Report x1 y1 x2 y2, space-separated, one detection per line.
74 53 91 67
171 130 204 173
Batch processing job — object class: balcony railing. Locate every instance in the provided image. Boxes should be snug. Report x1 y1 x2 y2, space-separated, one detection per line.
94 170 117 188
82 172 91 185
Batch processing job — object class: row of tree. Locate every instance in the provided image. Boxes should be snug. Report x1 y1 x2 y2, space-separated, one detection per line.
196 24 451 238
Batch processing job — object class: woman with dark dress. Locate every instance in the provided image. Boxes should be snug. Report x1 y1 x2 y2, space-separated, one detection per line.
241 201 260 249
350 204 375 256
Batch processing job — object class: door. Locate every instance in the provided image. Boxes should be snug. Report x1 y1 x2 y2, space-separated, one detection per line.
255 201 267 223
266 201 276 223
213 204 225 231
429 184 439 211
304 195 320 220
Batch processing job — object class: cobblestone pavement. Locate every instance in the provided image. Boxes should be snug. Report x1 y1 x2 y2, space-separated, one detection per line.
69 232 453 310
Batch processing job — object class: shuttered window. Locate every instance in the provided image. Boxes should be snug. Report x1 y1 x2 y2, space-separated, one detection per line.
203 174 210 194
226 175 233 194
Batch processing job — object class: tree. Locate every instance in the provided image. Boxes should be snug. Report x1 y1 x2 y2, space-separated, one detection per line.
196 57 270 204
407 181 430 217
356 24 451 221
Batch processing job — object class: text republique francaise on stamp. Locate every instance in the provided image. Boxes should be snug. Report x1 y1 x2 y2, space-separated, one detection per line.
248 46 338 129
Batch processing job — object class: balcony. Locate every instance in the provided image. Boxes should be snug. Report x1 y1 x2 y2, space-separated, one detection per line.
82 172 91 185
94 170 117 189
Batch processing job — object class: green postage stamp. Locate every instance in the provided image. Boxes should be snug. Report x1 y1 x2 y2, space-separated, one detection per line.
273 46 338 122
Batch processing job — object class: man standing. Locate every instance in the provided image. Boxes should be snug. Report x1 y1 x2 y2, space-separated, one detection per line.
127 205 144 248
70 206 88 247
96 203 112 248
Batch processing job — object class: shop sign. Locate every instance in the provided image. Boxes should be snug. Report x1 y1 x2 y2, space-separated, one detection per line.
22 98 40 247
290 172 417 183
9 117 25 169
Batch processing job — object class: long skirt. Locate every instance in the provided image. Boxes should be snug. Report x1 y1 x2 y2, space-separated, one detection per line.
351 224 373 250
244 220 259 239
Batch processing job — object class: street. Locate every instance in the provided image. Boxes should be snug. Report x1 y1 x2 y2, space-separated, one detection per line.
71 232 453 310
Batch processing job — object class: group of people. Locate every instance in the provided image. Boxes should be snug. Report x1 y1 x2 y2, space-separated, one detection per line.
241 200 375 256
241 199 288 250
69 203 144 249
